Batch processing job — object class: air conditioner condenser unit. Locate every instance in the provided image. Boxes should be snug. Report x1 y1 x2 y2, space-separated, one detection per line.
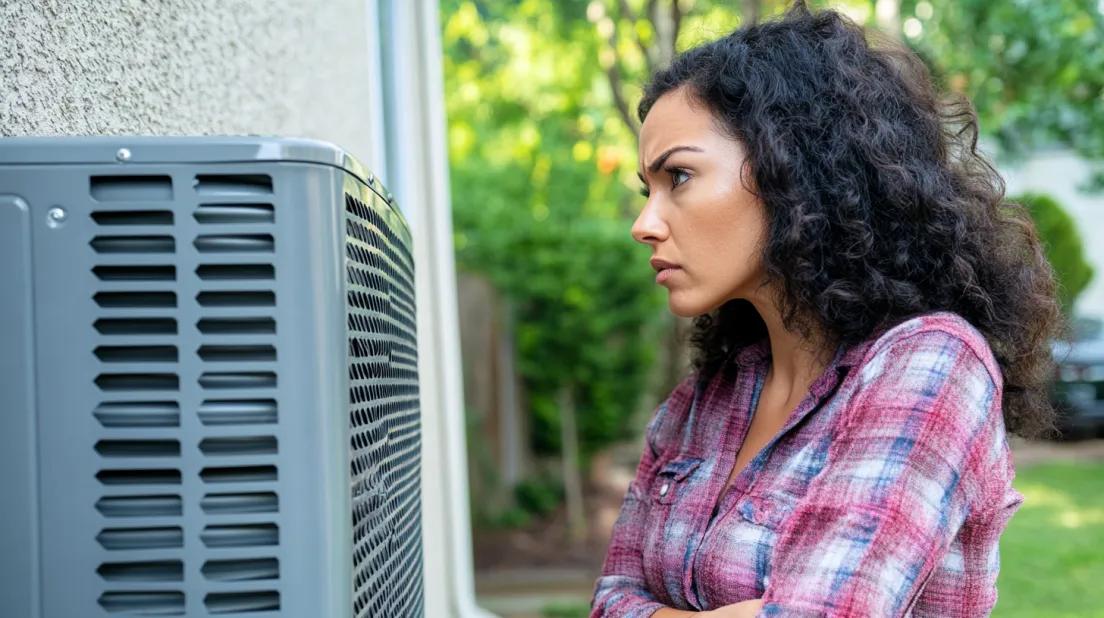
0 137 423 617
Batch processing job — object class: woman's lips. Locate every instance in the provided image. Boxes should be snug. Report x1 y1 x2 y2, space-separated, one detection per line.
650 258 681 285
655 267 681 284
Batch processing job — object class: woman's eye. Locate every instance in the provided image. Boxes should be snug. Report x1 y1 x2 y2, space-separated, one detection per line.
669 169 690 189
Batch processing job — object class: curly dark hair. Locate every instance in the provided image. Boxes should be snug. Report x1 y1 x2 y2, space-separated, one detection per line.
637 2 1064 438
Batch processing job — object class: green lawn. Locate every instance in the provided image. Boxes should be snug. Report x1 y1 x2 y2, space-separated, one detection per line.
994 461 1104 617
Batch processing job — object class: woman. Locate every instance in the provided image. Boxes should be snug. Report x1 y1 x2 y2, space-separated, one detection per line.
590 3 1062 617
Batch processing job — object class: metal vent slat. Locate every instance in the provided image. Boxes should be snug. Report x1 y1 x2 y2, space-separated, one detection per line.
200 523 279 548
198 371 278 390
93 265 177 281
200 492 279 515
95 495 183 518
96 526 184 551
199 465 278 484
91 210 175 226
198 399 278 426
94 401 181 427
97 469 183 486
194 203 274 224
201 558 279 582
196 263 275 281
97 590 184 615
203 590 280 614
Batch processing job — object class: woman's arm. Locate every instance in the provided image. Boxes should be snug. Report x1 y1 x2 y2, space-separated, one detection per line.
653 600 764 617
591 379 702 613
589 400 673 618
758 327 1011 616
651 609 699 618
590 378 767 618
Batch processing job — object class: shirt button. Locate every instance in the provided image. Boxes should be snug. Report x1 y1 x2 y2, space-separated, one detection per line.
659 482 670 497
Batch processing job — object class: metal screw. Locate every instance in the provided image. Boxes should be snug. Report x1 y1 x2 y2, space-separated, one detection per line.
658 482 670 497
386 192 393 203
46 207 67 228
115 147 132 162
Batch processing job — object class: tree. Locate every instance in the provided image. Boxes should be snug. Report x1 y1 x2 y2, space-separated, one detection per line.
900 0 1104 183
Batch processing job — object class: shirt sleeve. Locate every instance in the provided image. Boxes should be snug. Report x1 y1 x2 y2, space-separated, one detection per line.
759 327 1008 617
590 384 688 618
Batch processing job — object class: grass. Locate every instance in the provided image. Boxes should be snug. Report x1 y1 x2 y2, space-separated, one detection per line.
541 601 591 617
994 460 1104 617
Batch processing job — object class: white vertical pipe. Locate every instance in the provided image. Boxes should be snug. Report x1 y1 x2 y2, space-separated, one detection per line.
375 0 495 615
361 0 390 183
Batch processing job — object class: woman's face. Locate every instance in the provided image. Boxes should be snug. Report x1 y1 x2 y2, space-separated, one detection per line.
632 86 769 318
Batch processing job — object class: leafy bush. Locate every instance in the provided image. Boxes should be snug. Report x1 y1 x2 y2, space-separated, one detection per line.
1012 192 1094 315
514 475 564 517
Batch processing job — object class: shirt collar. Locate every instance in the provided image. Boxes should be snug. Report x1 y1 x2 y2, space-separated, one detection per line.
730 333 880 401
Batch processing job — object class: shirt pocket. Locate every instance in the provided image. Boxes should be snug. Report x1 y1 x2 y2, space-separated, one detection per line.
651 455 704 505
734 492 795 530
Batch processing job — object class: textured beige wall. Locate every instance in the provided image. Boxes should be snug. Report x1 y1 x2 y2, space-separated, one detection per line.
0 0 379 165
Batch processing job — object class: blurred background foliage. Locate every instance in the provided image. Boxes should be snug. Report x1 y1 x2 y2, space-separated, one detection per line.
442 0 1101 552
904 0 1104 184
443 0 669 466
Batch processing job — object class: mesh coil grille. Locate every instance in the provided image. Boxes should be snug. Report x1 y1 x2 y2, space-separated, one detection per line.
345 193 423 618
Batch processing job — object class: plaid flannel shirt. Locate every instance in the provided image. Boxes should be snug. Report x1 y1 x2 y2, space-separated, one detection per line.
591 311 1022 617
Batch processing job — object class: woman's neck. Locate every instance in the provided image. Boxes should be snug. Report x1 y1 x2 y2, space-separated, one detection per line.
746 293 834 402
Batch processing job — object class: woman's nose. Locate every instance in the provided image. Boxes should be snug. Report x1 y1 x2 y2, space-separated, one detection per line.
631 200 668 245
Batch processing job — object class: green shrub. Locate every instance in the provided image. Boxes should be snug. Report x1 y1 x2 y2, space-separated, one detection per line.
1012 192 1094 316
514 476 564 517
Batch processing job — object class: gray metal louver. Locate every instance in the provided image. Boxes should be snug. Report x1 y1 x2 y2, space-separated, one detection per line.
0 137 423 617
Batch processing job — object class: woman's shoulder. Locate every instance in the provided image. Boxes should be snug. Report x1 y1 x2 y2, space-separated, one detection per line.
852 310 1002 388
840 311 1016 514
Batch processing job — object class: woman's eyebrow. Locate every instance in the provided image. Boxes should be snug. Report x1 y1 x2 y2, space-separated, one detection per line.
637 145 705 181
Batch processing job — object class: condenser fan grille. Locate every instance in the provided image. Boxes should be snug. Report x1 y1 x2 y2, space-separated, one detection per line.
344 192 422 618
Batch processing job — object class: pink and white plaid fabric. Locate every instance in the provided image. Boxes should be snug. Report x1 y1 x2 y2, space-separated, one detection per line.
591 311 1022 617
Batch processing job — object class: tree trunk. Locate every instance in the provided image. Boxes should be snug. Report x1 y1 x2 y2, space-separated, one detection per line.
649 0 678 70
559 385 588 546
741 0 761 25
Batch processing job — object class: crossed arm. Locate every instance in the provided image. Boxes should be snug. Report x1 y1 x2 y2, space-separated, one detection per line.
653 601 764 617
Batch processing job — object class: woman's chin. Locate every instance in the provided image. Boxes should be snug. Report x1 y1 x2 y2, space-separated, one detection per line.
667 294 708 319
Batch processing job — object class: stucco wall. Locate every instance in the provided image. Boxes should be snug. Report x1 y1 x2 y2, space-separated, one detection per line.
0 0 380 166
